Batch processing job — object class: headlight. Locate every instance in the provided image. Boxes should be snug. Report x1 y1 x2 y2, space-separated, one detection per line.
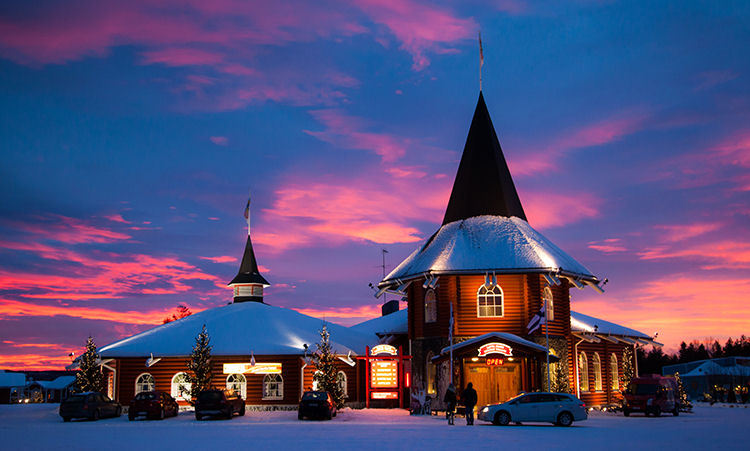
481 406 489 413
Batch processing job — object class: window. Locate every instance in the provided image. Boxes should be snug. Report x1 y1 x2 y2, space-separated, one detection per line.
312 370 323 391
593 353 603 391
336 371 348 397
578 352 589 392
135 373 154 394
543 286 554 321
171 372 191 401
610 353 619 391
477 284 503 317
263 374 283 400
424 289 437 323
426 352 437 395
226 373 247 399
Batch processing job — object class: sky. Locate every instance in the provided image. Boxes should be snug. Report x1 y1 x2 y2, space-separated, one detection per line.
0 0 748 371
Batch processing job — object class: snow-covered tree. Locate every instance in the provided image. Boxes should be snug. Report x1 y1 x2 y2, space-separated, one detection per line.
620 346 635 390
311 324 346 408
75 336 103 393
184 324 212 405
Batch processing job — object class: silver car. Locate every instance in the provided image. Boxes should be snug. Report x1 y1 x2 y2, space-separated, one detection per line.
477 392 587 427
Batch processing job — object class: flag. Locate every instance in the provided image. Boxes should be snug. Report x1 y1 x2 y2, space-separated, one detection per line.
243 196 251 220
527 302 546 334
478 31 484 68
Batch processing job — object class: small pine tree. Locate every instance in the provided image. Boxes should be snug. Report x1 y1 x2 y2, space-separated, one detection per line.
184 324 213 405
674 372 692 411
550 362 571 393
311 325 346 409
620 346 635 391
76 336 103 392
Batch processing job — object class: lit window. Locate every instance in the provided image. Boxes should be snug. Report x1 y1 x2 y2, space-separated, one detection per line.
426 352 437 395
578 353 589 392
593 353 603 391
312 371 323 391
135 373 154 394
337 371 348 397
610 354 619 391
171 372 191 401
543 286 554 322
263 374 283 400
424 289 437 323
477 284 503 317
226 373 247 399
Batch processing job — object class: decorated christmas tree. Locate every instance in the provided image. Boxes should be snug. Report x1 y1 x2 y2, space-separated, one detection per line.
312 325 346 409
674 372 692 411
620 346 635 390
550 361 571 393
75 336 103 393
185 324 213 405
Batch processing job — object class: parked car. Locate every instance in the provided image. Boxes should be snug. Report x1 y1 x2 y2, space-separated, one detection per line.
128 391 179 421
298 391 337 420
60 392 122 422
622 375 679 417
478 392 587 427
195 389 245 420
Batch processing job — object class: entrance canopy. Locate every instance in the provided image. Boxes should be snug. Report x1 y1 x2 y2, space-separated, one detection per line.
435 332 557 362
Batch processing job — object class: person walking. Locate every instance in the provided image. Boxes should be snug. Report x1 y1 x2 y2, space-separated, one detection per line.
443 383 457 425
462 382 478 425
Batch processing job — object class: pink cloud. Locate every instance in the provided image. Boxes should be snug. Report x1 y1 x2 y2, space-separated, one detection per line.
141 47 224 66
638 240 750 269
209 136 229 146
3 215 131 244
199 255 237 263
712 132 750 167
103 213 131 224
291 304 382 326
521 190 601 229
588 238 627 253
694 70 739 91
654 222 721 242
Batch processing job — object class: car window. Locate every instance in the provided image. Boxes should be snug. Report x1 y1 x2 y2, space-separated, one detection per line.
519 394 537 403
536 394 556 402
302 392 328 401
555 394 572 402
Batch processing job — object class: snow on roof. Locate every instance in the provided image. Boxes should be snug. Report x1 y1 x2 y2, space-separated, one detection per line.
100 302 375 358
37 376 76 390
0 371 26 388
351 309 408 337
682 361 750 378
440 332 549 355
570 311 651 339
382 216 597 284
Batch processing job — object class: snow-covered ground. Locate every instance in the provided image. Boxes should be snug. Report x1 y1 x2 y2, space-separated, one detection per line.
1 404 747 450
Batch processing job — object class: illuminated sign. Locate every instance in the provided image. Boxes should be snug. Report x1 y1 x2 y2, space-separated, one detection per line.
223 363 282 374
371 392 398 399
370 360 398 388
371 344 398 356
477 342 513 357
486 358 504 366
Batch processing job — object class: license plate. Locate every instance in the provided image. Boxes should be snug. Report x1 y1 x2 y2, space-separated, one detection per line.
308 403 318 407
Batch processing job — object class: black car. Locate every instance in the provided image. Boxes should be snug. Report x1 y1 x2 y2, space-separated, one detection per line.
60 392 122 422
298 391 337 420
195 389 245 420
128 391 179 420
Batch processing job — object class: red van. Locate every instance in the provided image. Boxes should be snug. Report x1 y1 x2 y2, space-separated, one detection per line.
622 375 679 417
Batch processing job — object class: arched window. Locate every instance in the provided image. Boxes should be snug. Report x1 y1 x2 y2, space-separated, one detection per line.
424 289 437 323
312 370 323 391
610 353 619 391
171 372 191 401
226 373 247 399
336 371 348 397
135 373 154 394
543 286 554 322
263 374 283 400
477 284 503 317
426 352 437 396
593 353 603 391
578 352 589 392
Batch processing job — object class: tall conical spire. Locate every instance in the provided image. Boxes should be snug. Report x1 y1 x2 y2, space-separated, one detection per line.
442 92 527 225
229 194 270 303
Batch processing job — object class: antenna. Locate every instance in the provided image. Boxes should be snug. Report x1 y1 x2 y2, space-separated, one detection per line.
381 248 388 303
478 30 484 91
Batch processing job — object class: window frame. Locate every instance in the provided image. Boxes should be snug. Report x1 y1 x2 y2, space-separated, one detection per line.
610 353 619 391
226 373 247 400
578 352 589 392
263 374 284 400
592 352 603 391
543 286 554 322
134 373 155 395
170 372 191 401
336 371 348 397
476 284 504 318
424 288 437 323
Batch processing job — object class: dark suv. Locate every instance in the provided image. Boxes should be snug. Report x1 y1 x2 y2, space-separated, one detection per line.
60 392 122 422
195 389 245 420
128 391 179 420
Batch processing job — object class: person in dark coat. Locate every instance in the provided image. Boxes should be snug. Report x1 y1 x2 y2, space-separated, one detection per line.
443 383 457 425
462 382 478 425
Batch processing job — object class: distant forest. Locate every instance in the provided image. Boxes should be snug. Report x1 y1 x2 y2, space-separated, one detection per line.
637 335 750 375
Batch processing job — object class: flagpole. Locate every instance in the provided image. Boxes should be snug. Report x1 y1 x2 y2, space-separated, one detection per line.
478 31 484 91
545 293 551 391
449 302 454 385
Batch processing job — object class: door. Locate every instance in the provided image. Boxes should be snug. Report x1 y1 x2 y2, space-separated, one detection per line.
494 364 521 403
465 365 491 411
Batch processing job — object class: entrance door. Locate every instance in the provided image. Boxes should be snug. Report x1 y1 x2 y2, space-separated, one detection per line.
464 362 521 407
465 365 491 410
494 364 521 403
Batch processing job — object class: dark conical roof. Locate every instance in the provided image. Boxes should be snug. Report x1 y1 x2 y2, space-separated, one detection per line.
442 92 527 225
229 235 270 286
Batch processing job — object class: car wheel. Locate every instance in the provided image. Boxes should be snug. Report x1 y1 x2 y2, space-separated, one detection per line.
115 407 122 417
159 408 165 420
239 404 245 416
298 412 304 420
195 412 202 421
494 411 511 426
226 408 233 420
672 407 679 417
623 408 630 417
63 417 71 422
326 410 332 421
557 411 574 427
652 407 661 417
128 414 135 421
92 409 100 421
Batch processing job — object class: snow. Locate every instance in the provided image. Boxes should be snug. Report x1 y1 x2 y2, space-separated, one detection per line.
37 376 76 390
439 332 549 356
351 310 408 337
1 404 748 450
383 216 598 284
0 371 26 388
570 311 651 339
99 302 375 358
682 360 750 377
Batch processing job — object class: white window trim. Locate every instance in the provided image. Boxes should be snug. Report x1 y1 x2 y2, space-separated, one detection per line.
263 374 284 400
312 370 323 391
336 371 348 397
610 353 619 391
543 286 554 322
476 284 504 318
171 372 191 401
226 373 247 400
593 352 603 391
424 289 437 323
578 352 589 392
134 373 154 395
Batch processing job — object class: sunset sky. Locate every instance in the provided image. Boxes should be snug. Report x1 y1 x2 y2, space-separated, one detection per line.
1 1 748 370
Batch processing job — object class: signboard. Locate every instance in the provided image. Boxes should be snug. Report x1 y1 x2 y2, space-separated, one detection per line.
370 360 398 388
486 358 504 366
371 344 398 356
371 392 398 400
478 342 513 357
223 363 282 375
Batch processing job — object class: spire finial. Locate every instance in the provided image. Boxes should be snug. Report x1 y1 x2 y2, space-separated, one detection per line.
243 192 251 235
478 30 484 92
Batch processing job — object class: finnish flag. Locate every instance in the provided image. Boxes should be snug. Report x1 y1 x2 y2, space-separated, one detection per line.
527 303 546 334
